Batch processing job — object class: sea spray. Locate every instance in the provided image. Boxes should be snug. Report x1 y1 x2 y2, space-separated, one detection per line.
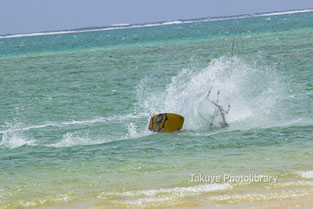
1 11 312 209
0 123 36 148
137 57 284 131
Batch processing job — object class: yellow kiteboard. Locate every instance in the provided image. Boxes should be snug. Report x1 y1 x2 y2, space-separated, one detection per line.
148 113 184 133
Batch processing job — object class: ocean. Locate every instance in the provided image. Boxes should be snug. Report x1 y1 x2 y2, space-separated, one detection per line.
0 10 313 208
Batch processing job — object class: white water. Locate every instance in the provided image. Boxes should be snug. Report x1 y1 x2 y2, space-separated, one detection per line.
296 171 313 179
0 129 36 148
98 183 232 206
0 113 149 148
0 57 285 148
1 9 312 39
137 57 284 131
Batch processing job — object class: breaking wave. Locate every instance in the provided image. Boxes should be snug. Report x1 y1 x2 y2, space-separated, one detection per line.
1 9 312 39
0 113 149 148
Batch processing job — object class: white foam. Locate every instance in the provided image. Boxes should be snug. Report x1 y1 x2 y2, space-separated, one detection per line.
98 183 232 205
210 188 313 202
0 123 53 134
137 57 283 131
48 132 104 148
0 129 36 148
49 122 152 148
111 23 130 27
270 180 313 189
255 9 313 17
162 20 183 25
296 171 313 179
124 122 152 139
0 113 149 148
1 9 312 39
120 183 232 197
0 114 146 134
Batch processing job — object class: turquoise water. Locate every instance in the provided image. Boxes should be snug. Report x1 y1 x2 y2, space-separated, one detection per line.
1 11 313 208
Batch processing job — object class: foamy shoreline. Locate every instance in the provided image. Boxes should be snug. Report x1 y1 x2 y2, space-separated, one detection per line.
33 191 313 209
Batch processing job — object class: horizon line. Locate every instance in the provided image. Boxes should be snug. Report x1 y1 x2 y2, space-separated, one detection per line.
1 8 313 39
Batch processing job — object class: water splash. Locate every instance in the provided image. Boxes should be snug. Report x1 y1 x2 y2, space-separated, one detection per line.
0 123 36 148
49 132 99 148
137 57 283 131
123 122 152 139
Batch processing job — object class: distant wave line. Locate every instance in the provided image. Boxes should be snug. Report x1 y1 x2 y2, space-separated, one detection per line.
0 9 312 39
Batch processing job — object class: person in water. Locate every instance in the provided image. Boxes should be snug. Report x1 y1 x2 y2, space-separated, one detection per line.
207 89 230 129
214 103 230 128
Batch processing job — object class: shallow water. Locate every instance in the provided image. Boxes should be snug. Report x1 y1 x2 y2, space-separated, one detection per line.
0 11 313 208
